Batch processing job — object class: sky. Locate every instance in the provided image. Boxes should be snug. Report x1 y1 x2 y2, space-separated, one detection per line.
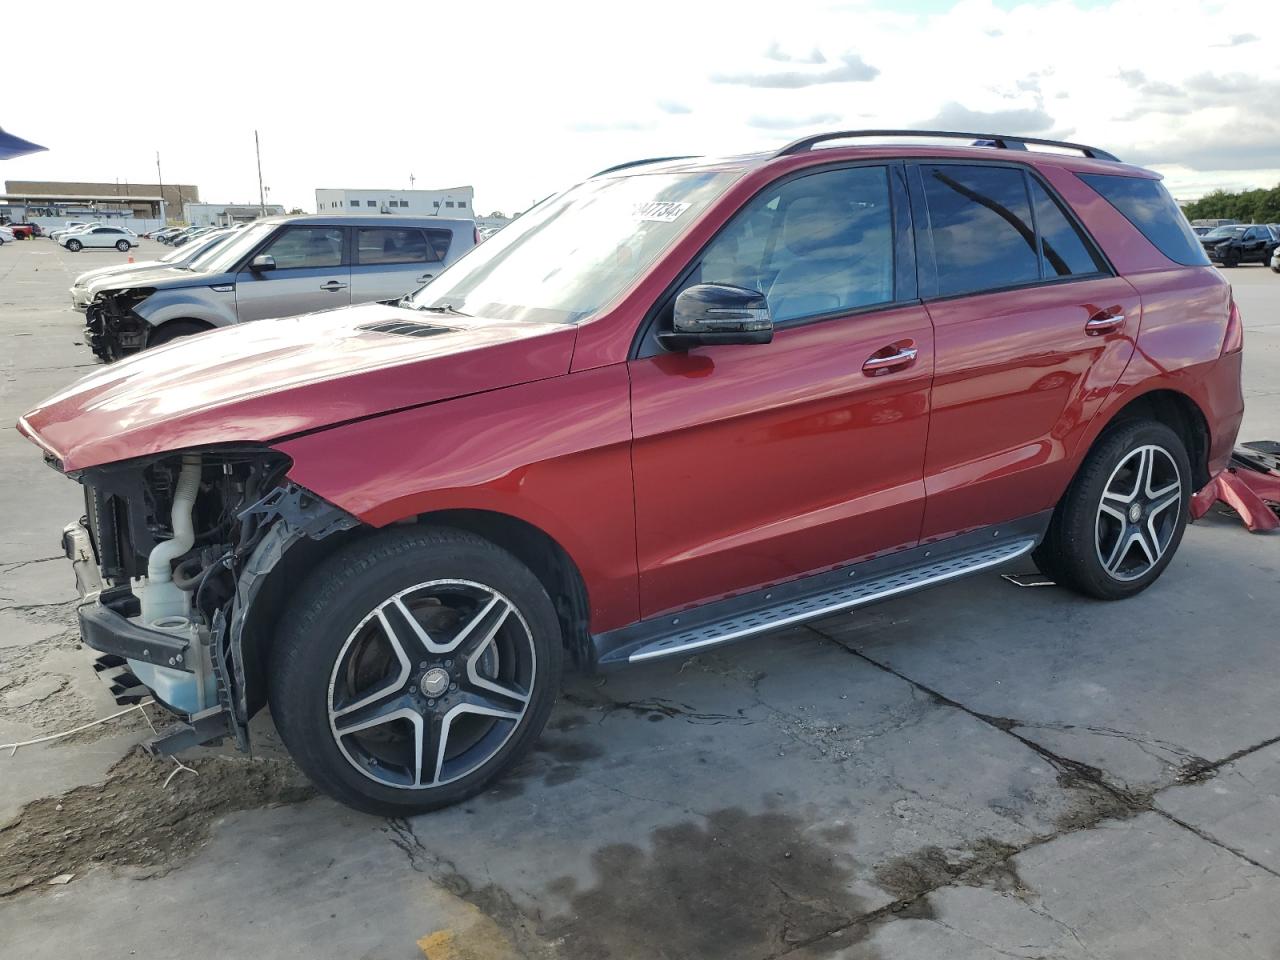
4 0 1276 215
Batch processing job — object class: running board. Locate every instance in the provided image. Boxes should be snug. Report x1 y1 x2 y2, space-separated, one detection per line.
593 519 1046 667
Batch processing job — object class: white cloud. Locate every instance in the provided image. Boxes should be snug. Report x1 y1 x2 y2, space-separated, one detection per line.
2 0 1275 213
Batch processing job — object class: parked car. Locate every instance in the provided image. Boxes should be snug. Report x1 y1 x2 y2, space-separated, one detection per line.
6 222 39 239
61 225 139 252
1271 246 1280 273
69 228 234 309
0 225 14 244
81 214 476 359
153 226 189 244
49 222 101 243
18 132 1244 815
171 226 214 247
1199 223 1279 267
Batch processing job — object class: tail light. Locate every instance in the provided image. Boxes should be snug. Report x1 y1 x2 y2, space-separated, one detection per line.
1222 297 1244 355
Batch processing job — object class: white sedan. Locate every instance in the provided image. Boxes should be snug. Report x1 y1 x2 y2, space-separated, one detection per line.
62 225 139 253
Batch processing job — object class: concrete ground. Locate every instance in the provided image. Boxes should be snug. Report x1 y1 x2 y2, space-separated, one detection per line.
0 237 1277 960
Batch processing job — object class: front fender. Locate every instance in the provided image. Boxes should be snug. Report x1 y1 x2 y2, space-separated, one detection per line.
133 285 238 328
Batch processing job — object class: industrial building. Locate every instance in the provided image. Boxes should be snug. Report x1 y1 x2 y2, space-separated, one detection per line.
5 179 198 219
314 186 474 217
184 202 286 227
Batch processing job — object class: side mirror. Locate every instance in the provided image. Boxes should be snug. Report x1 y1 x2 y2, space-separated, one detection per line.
250 254 276 272
660 283 773 350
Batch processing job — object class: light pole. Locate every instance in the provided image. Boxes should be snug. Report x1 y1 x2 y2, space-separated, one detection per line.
255 130 266 216
155 151 166 224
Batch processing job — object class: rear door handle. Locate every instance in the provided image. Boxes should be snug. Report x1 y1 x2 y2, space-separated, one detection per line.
1085 310 1125 334
320 281 348 292
862 343 918 375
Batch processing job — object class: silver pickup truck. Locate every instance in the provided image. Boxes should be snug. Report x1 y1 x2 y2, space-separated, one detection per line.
83 214 477 361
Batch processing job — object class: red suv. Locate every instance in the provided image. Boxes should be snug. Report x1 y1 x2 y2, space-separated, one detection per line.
19 131 1244 815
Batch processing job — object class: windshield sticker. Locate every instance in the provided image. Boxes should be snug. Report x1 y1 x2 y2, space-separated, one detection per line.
632 201 691 222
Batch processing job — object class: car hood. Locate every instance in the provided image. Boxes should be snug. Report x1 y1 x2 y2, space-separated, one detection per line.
87 265 224 296
18 302 577 471
74 259 167 287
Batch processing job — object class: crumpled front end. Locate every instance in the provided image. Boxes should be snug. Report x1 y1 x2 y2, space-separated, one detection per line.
58 447 356 754
84 288 154 362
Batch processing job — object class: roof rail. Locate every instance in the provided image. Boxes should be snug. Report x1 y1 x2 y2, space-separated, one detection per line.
592 156 697 178
775 130 1119 162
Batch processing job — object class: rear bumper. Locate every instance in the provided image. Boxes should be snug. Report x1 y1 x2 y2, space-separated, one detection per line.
1204 350 1245 476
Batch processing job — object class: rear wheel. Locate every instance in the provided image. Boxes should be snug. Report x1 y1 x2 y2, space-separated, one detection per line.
1034 420 1191 600
268 527 563 816
147 319 211 347
115 239 130 252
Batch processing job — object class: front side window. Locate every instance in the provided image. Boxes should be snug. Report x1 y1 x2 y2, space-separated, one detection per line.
357 227 442 265
921 164 1039 297
408 169 738 324
260 227 344 269
696 166 894 323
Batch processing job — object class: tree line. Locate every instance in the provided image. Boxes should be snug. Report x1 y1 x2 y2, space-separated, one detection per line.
1181 183 1280 224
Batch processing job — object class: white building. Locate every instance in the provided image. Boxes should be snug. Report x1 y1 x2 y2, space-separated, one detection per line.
184 202 285 227
314 186 475 218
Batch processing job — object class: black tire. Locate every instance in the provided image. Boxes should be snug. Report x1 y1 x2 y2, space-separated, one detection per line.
1034 420 1191 600
66 239 81 252
147 319 210 347
1222 252 1239 268
116 239 130 252
268 526 563 816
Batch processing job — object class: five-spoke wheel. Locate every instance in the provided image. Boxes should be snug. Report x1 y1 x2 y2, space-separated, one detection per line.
270 528 562 815
1035 420 1191 600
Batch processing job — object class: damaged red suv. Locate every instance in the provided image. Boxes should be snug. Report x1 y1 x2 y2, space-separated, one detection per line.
19 131 1244 815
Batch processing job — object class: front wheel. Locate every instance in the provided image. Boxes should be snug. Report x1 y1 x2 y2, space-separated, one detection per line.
268 527 563 816
66 239 81 252
1034 420 1191 600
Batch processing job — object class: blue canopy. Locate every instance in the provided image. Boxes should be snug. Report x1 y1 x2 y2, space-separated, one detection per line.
0 128 47 160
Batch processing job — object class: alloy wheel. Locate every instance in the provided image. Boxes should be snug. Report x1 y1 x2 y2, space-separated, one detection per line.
1094 445 1182 582
327 579 535 790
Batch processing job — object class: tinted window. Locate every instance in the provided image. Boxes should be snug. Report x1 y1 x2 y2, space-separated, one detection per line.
1029 179 1106 278
1079 173 1209 266
922 164 1039 296
260 227 344 269
357 228 442 265
697 166 894 323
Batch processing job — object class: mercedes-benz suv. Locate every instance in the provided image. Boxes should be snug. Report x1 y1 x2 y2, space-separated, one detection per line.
19 131 1244 815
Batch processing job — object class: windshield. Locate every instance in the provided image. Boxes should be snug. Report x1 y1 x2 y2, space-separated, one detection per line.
407 169 738 323
1205 226 1246 239
187 221 277 273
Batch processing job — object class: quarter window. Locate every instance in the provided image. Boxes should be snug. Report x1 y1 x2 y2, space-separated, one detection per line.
921 164 1039 297
259 227 344 269
695 166 894 324
356 228 449 265
1029 179 1106 278
1078 173 1209 266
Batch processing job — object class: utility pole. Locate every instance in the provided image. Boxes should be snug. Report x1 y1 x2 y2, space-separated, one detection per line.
409 173 416 190
155 152 166 224
255 130 266 215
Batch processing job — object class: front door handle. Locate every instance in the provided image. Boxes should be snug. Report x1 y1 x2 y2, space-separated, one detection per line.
862 343 918 375
320 281 348 292
416 274 435 284
1085 310 1125 334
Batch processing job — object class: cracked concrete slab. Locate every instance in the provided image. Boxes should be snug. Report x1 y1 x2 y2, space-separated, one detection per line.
1158 742 1280 875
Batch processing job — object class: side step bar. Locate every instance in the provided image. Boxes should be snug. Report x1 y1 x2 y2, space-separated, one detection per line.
594 519 1046 667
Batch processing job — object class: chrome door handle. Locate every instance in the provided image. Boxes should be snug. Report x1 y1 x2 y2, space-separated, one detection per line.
320 281 348 292
1085 312 1125 334
862 345 918 374
416 274 434 283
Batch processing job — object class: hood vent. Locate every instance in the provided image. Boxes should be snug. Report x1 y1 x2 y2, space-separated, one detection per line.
357 319 454 339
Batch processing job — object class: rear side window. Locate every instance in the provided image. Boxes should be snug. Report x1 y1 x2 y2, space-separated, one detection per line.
358 228 436 265
920 165 1039 297
1079 173 1209 266
1029 179 1107 278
